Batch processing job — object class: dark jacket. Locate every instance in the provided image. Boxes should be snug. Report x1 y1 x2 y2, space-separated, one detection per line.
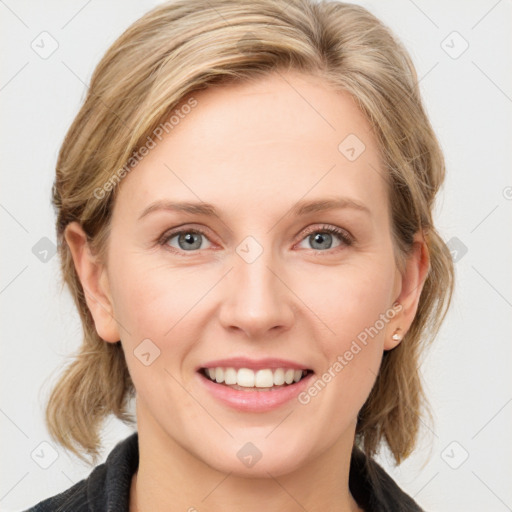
24 432 424 511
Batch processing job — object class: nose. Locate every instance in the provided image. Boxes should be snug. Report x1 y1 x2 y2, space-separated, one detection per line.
218 247 295 340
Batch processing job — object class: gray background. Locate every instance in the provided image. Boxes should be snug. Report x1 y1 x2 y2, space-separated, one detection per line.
1 0 511 510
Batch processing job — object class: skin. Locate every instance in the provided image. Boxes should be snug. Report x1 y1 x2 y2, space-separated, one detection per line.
66 70 429 512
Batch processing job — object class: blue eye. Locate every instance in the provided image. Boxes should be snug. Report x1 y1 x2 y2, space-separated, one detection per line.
163 230 212 252
297 225 353 251
159 224 353 256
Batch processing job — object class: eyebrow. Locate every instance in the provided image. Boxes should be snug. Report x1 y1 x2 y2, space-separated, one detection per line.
138 197 371 221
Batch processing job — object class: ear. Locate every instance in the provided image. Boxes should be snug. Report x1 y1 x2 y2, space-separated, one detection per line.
384 231 430 350
64 222 120 343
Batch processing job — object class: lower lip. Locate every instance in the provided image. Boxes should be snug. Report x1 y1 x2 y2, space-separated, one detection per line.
197 371 315 412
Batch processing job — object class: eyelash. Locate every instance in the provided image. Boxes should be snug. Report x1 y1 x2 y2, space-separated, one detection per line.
158 224 354 257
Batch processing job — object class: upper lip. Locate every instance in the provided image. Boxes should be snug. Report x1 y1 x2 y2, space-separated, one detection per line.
197 357 313 372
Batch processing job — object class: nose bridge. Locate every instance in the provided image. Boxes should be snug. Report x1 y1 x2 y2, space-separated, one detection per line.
218 238 293 337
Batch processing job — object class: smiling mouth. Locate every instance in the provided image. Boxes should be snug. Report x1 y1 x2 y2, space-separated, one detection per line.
199 367 314 391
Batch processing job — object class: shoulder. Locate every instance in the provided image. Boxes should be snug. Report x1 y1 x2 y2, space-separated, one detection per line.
349 447 425 512
23 432 139 512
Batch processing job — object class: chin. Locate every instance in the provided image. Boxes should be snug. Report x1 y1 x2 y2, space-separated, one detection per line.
194 433 312 478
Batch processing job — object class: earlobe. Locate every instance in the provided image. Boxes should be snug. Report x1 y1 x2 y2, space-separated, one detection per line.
384 233 430 351
64 222 120 343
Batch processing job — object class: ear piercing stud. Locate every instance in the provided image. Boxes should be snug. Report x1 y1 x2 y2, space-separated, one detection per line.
392 329 402 342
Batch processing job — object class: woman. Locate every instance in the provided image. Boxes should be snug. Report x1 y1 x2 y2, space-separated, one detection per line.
25 0 454 510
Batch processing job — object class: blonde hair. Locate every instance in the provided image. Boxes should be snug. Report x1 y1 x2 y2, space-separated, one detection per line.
48 0 454 466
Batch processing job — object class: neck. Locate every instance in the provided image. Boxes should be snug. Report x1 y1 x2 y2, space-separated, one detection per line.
130 403 361 512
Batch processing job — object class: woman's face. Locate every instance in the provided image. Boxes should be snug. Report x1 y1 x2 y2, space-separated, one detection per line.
79 71 422 477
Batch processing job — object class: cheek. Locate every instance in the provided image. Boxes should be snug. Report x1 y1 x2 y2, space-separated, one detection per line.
107 256 209 401
301 257 396 393
296 266 395 419
309 260 396 343
108 252 209 340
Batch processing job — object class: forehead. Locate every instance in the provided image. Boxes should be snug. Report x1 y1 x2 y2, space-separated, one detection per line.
116 71 388 222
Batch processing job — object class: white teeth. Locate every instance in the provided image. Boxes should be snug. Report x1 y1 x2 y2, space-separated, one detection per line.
224 367 237 385
273 368 285 386
203 367 309 388
255 369 274 388
215 367 224 383
237 368 255 387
